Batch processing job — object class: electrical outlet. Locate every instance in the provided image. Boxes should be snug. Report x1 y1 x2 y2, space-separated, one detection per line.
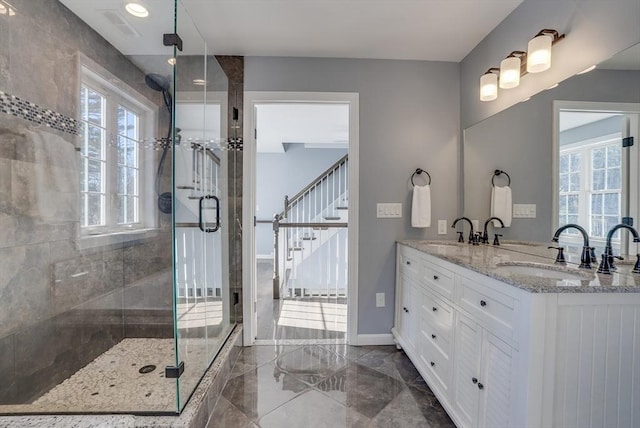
438 220 447 235
376 292 385 307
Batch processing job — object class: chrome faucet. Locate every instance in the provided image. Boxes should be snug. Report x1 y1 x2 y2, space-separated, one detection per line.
597 223 640 274
551 224 593 269
452 217 474 244
482 217 504 245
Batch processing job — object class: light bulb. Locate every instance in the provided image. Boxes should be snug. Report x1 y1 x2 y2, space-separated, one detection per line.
125 3 149 18
499 56 521 89
527 34 552 73
480 72 498 101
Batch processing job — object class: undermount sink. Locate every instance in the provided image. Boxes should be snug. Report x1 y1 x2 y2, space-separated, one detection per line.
493 263 593 281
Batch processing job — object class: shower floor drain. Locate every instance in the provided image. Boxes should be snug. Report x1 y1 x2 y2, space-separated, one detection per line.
139 365 157 374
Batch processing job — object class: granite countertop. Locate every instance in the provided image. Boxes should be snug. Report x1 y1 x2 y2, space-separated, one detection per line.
398 240 640 293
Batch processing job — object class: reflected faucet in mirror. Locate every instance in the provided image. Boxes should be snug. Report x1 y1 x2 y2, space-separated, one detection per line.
452 217 474 244
482 216 504 245
597 224 640 274
551 224 594 269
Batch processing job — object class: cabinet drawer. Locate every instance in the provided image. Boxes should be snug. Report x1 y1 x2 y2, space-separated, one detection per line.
399 247 422 278
420 288 453 341
419 333 451 394
422 259 455 298
420 312 451 358
458 277 516 342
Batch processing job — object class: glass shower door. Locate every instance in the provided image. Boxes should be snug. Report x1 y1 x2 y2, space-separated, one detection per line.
172 0 232 411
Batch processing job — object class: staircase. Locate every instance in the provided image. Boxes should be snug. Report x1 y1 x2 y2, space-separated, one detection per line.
273 155 348 299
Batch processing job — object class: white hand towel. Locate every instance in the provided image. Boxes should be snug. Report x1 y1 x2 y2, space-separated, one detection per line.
491 185 512 227
411 184 431 228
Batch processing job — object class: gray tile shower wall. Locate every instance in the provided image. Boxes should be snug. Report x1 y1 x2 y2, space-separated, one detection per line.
0 0 173 404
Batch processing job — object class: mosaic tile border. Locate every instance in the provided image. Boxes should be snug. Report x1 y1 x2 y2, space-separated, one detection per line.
0 91 81 136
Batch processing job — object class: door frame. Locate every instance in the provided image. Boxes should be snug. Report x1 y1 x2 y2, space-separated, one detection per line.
242 91 360 346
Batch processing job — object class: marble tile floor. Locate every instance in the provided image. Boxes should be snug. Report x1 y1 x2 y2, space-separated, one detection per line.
209 344 456 428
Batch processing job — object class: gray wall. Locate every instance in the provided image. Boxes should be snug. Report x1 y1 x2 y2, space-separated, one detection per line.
463 69 640 242
246 57 460 335
460 0 640 128
0 0 172 404
256 145 347 255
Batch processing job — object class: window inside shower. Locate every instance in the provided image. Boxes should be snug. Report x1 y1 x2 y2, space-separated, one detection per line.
78 61 158 240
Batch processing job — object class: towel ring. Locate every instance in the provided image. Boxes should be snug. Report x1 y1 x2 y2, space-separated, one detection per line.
492 169 511 187
411 168 431 186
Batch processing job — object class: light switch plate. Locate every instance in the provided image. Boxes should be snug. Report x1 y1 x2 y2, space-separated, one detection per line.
513 204 537 218
438 220 447 234
376 293 385 307
377 203 402 218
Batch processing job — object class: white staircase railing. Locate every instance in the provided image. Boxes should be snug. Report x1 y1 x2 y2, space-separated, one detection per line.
271 156 348 299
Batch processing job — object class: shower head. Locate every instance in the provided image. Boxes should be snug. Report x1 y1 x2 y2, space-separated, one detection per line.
145 73 170 93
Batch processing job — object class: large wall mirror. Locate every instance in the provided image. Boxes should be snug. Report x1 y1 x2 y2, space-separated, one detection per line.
463 42 640 256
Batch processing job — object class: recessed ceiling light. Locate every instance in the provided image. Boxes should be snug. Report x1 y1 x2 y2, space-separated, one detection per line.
193 79 207 86
167 57 176 66
125 3 148 18
576 65 596 75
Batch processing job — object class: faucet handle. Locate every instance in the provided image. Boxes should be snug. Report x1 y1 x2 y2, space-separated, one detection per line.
633 254 640 274
457 231 464 243
493 234 502 246
589 247 597 263
548 246 566 265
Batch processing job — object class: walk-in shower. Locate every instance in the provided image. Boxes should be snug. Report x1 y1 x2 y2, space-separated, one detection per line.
0 0 237 416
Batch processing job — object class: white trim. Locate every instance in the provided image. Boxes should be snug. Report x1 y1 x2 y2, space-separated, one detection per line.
354 333 395 346
242 91 359 346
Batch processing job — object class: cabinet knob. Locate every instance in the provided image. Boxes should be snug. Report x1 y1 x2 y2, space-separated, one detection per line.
403 307 408 313
472 377 478 384
478 382 484 390
430 361 435 367
431 334 436 339
432 307 437 312
433 275 439 280
480 300 487 307
406 261 411 265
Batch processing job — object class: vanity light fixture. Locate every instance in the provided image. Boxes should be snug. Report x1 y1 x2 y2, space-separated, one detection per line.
527 29 564 73
125 2 149 18
499 51 525 89
480 28 565 101
576 65 597 75
480 68 500 102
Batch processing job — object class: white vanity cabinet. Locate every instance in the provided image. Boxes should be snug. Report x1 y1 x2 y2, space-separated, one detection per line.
392 243 640 428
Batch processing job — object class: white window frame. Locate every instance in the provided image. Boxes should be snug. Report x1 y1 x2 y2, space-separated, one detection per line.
558 134 622 250
77 54 158 248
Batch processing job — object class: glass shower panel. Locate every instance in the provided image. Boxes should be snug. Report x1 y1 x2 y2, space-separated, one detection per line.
173 0 232 411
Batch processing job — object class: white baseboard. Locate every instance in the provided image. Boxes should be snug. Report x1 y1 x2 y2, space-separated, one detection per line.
353 333 395 346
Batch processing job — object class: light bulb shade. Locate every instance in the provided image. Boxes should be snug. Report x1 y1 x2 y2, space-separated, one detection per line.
527 34 552 73
499 56 521 89
480 72 498 101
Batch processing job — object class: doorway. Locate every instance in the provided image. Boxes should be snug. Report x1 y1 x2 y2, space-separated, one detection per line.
243 92 359 345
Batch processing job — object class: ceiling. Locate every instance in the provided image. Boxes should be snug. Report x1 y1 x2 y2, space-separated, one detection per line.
60 0 523 62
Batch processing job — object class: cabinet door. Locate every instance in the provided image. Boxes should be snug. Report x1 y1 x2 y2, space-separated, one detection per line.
453 313 482 428
478 332 515 428
397 274 417 350
402 275 419 351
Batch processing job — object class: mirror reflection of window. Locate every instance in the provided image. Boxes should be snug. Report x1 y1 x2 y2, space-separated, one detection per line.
557 110 636 255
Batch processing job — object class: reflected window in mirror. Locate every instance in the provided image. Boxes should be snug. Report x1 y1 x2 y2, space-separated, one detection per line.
556 106 640 256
